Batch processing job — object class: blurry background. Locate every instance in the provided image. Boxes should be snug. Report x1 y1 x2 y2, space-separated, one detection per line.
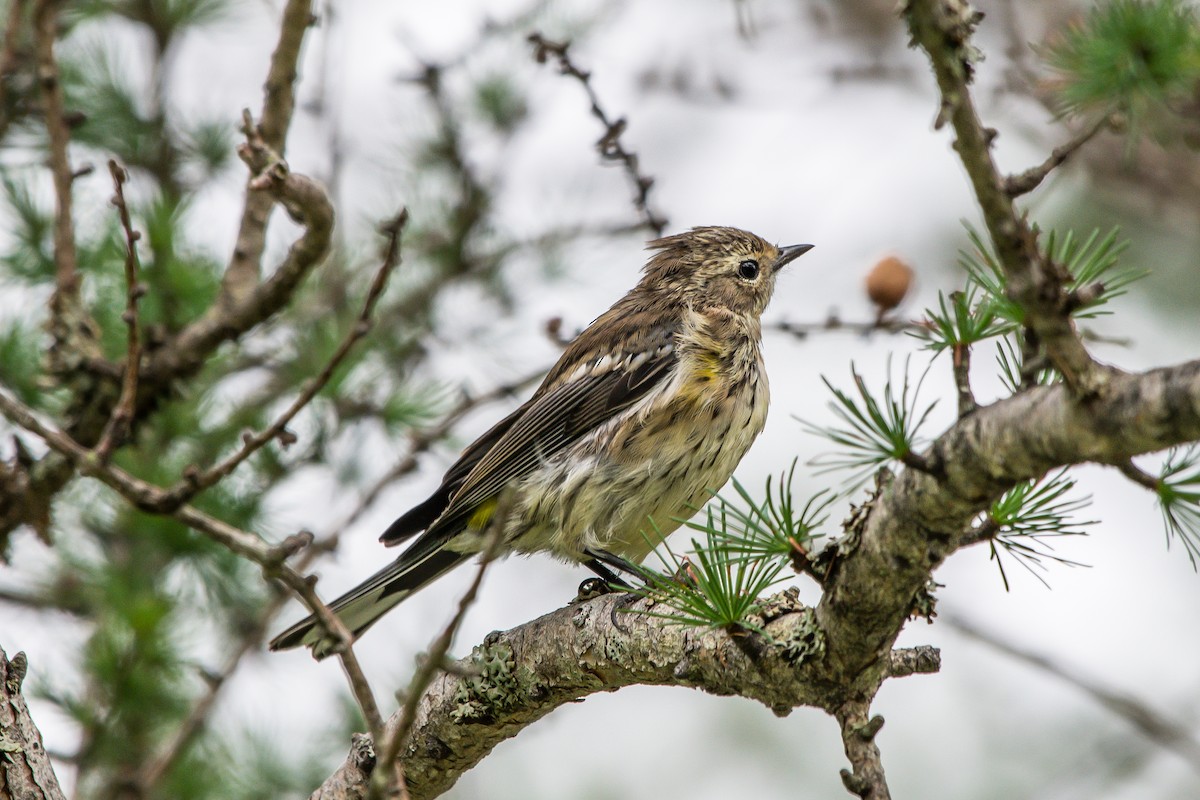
2 0 1200 797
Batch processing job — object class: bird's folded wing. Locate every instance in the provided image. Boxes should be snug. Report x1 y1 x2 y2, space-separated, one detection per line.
424 334 677 539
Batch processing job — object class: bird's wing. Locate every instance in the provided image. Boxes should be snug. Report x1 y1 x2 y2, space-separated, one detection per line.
380 404 527 545
422 327 677 542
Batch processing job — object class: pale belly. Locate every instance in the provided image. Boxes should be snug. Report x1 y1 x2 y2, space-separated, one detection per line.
505 364 769 563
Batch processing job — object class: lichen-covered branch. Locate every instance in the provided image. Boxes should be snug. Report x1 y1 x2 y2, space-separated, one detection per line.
317 589 936 800
814 360 1200 687
0 646 67 800
309 358 1200 799
837 701 890 800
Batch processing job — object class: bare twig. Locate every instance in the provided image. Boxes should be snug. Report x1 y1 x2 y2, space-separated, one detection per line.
527 32 668 236
769 316 922 340
33 0 77 300
946 614 1200 773
156 211 407 511
145 115 334 383
836 700 891 800
219 0 316 304
94 161 145 463
322 367 545 546
369 495 512 800
1004 115 1111 197
291 572 386 736
1115 458 1159 491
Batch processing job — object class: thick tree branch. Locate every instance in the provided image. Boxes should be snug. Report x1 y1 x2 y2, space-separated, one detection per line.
0 646 67 799
814 360 1200 688
318 589 936 800
305 358 1200 798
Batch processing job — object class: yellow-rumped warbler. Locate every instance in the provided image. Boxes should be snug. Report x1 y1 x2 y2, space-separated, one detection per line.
270 226 812 658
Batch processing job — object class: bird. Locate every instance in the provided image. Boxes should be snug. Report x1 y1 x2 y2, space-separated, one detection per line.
270 226 813 658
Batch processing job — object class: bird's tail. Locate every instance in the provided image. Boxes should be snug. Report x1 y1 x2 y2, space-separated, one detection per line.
269 546 469 659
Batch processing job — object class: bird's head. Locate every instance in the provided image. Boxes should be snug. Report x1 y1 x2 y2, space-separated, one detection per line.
641 226 813 316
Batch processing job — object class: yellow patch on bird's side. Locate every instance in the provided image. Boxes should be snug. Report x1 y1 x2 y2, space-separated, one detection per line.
692 349 723 382
468 498 498 530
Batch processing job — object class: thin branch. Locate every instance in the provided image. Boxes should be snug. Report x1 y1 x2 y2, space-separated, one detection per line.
145 114 334 383
321 367 545 546
219 0 316 304
1115 458 1159 491
527 32 668 236
1004 115 1111 197
0 389 387 738
157 210 407 511
93 161 145 463
903 0 1103 395
836 701 891 800
945 614 1200 773
370 496 512 800
292 573 386 736
769 316 922 340
33 0 77 301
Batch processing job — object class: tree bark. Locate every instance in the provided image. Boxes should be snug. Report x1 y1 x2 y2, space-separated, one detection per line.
312 359 1200 799
0 646 66 800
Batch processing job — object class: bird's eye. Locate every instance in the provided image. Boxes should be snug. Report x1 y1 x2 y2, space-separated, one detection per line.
737 259 760 280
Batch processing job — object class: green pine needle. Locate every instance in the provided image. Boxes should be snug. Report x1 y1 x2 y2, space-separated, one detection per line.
800 357 937 488
995 336 1060 394
959 227 1025 326
1043 0 1200 123
1046 227 1145 317
911 284 1014 355
980 469 1094 589
1155 444 1200 567
625 521 787 633
683 461 830 565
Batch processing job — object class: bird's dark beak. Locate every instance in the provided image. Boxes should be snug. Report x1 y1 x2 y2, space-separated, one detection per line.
773 243 814 273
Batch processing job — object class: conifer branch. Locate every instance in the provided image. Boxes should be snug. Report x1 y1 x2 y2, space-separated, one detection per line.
902 0 1106 396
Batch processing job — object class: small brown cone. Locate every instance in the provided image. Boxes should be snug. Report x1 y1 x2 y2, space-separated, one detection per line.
865 256 914 316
